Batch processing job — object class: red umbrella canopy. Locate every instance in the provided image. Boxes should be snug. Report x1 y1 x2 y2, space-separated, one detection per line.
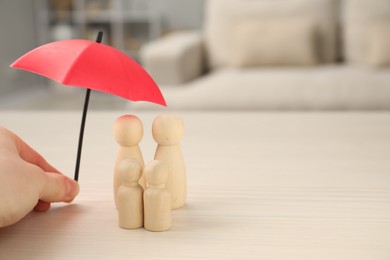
11 39 166 106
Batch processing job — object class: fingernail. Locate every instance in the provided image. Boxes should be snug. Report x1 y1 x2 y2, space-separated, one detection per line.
65 179 79 202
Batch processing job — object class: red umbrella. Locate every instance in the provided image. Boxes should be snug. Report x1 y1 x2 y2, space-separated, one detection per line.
10 32 166 181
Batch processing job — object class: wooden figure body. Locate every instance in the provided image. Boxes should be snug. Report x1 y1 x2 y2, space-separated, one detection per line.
152 114 186 209
117 159 144 229
144 160 171 232
113 115 146 208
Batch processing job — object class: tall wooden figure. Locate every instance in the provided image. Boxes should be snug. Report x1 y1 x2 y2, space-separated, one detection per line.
144 160 171 232
113 115 146 208
152 114 186 209
117 158 144 229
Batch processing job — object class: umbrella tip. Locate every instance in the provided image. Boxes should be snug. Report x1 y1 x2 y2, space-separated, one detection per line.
96 31 103 43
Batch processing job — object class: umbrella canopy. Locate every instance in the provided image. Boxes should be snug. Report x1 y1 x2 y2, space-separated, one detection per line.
11 38 166 106
10 32 166 181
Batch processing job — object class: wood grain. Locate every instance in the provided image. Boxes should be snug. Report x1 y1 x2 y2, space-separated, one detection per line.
0 111 389 259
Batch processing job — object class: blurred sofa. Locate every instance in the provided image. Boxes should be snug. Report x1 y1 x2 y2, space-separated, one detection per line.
138 0 390 110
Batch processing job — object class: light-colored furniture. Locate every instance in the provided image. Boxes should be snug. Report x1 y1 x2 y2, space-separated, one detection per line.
139 0 390 110
0 111 389 259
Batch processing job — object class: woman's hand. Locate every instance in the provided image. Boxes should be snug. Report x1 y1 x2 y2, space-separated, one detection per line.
0 127 79 228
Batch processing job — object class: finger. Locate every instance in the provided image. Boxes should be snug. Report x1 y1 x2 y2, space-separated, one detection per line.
8 129 60 173
39 172 79 203
18 142 60 174
34 200 51 212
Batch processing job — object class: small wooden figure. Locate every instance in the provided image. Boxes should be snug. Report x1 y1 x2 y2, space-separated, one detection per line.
152 114 186 209
113 115 146 208
117 158 144 229
144 160 171 232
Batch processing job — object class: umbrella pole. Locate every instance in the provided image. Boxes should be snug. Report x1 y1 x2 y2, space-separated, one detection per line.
74 88 91 181
73 31 103 181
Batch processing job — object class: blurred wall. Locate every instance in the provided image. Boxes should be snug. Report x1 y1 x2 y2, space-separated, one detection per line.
0 0 204 95
0 0 40 95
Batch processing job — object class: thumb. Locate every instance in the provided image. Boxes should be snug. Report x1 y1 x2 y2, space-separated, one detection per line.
39 172 79 203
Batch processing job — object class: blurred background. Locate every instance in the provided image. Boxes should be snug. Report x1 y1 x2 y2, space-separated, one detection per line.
1 0 390 111
0 0 204 110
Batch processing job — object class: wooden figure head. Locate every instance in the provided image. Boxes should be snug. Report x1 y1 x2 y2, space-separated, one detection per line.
113 115 144 146
118 158 142 185
152 114 184 146
145 160 169 187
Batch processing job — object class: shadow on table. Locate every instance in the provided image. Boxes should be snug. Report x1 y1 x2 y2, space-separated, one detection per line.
0 204 87 256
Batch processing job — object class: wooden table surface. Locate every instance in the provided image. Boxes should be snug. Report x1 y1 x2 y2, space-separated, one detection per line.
0 111 389 259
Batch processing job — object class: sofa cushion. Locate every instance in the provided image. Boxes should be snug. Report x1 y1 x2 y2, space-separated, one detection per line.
204 0 338 69
230 18 319 67
366 21 390 67
131 66 390 110
343 0 390 65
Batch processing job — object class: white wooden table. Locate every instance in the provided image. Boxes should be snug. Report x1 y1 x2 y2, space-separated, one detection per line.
0 111 389 259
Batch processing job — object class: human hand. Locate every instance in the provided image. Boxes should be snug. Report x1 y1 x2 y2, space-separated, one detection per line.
0 127 79 228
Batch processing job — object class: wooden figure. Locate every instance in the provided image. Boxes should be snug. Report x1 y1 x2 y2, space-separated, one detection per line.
152 114 186 209
113 115 146 208
117 159 144 229
144 160 171 232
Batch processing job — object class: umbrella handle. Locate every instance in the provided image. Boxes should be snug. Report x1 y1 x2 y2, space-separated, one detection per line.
96 31 103 43
74 88 91 181
73 31 103 181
